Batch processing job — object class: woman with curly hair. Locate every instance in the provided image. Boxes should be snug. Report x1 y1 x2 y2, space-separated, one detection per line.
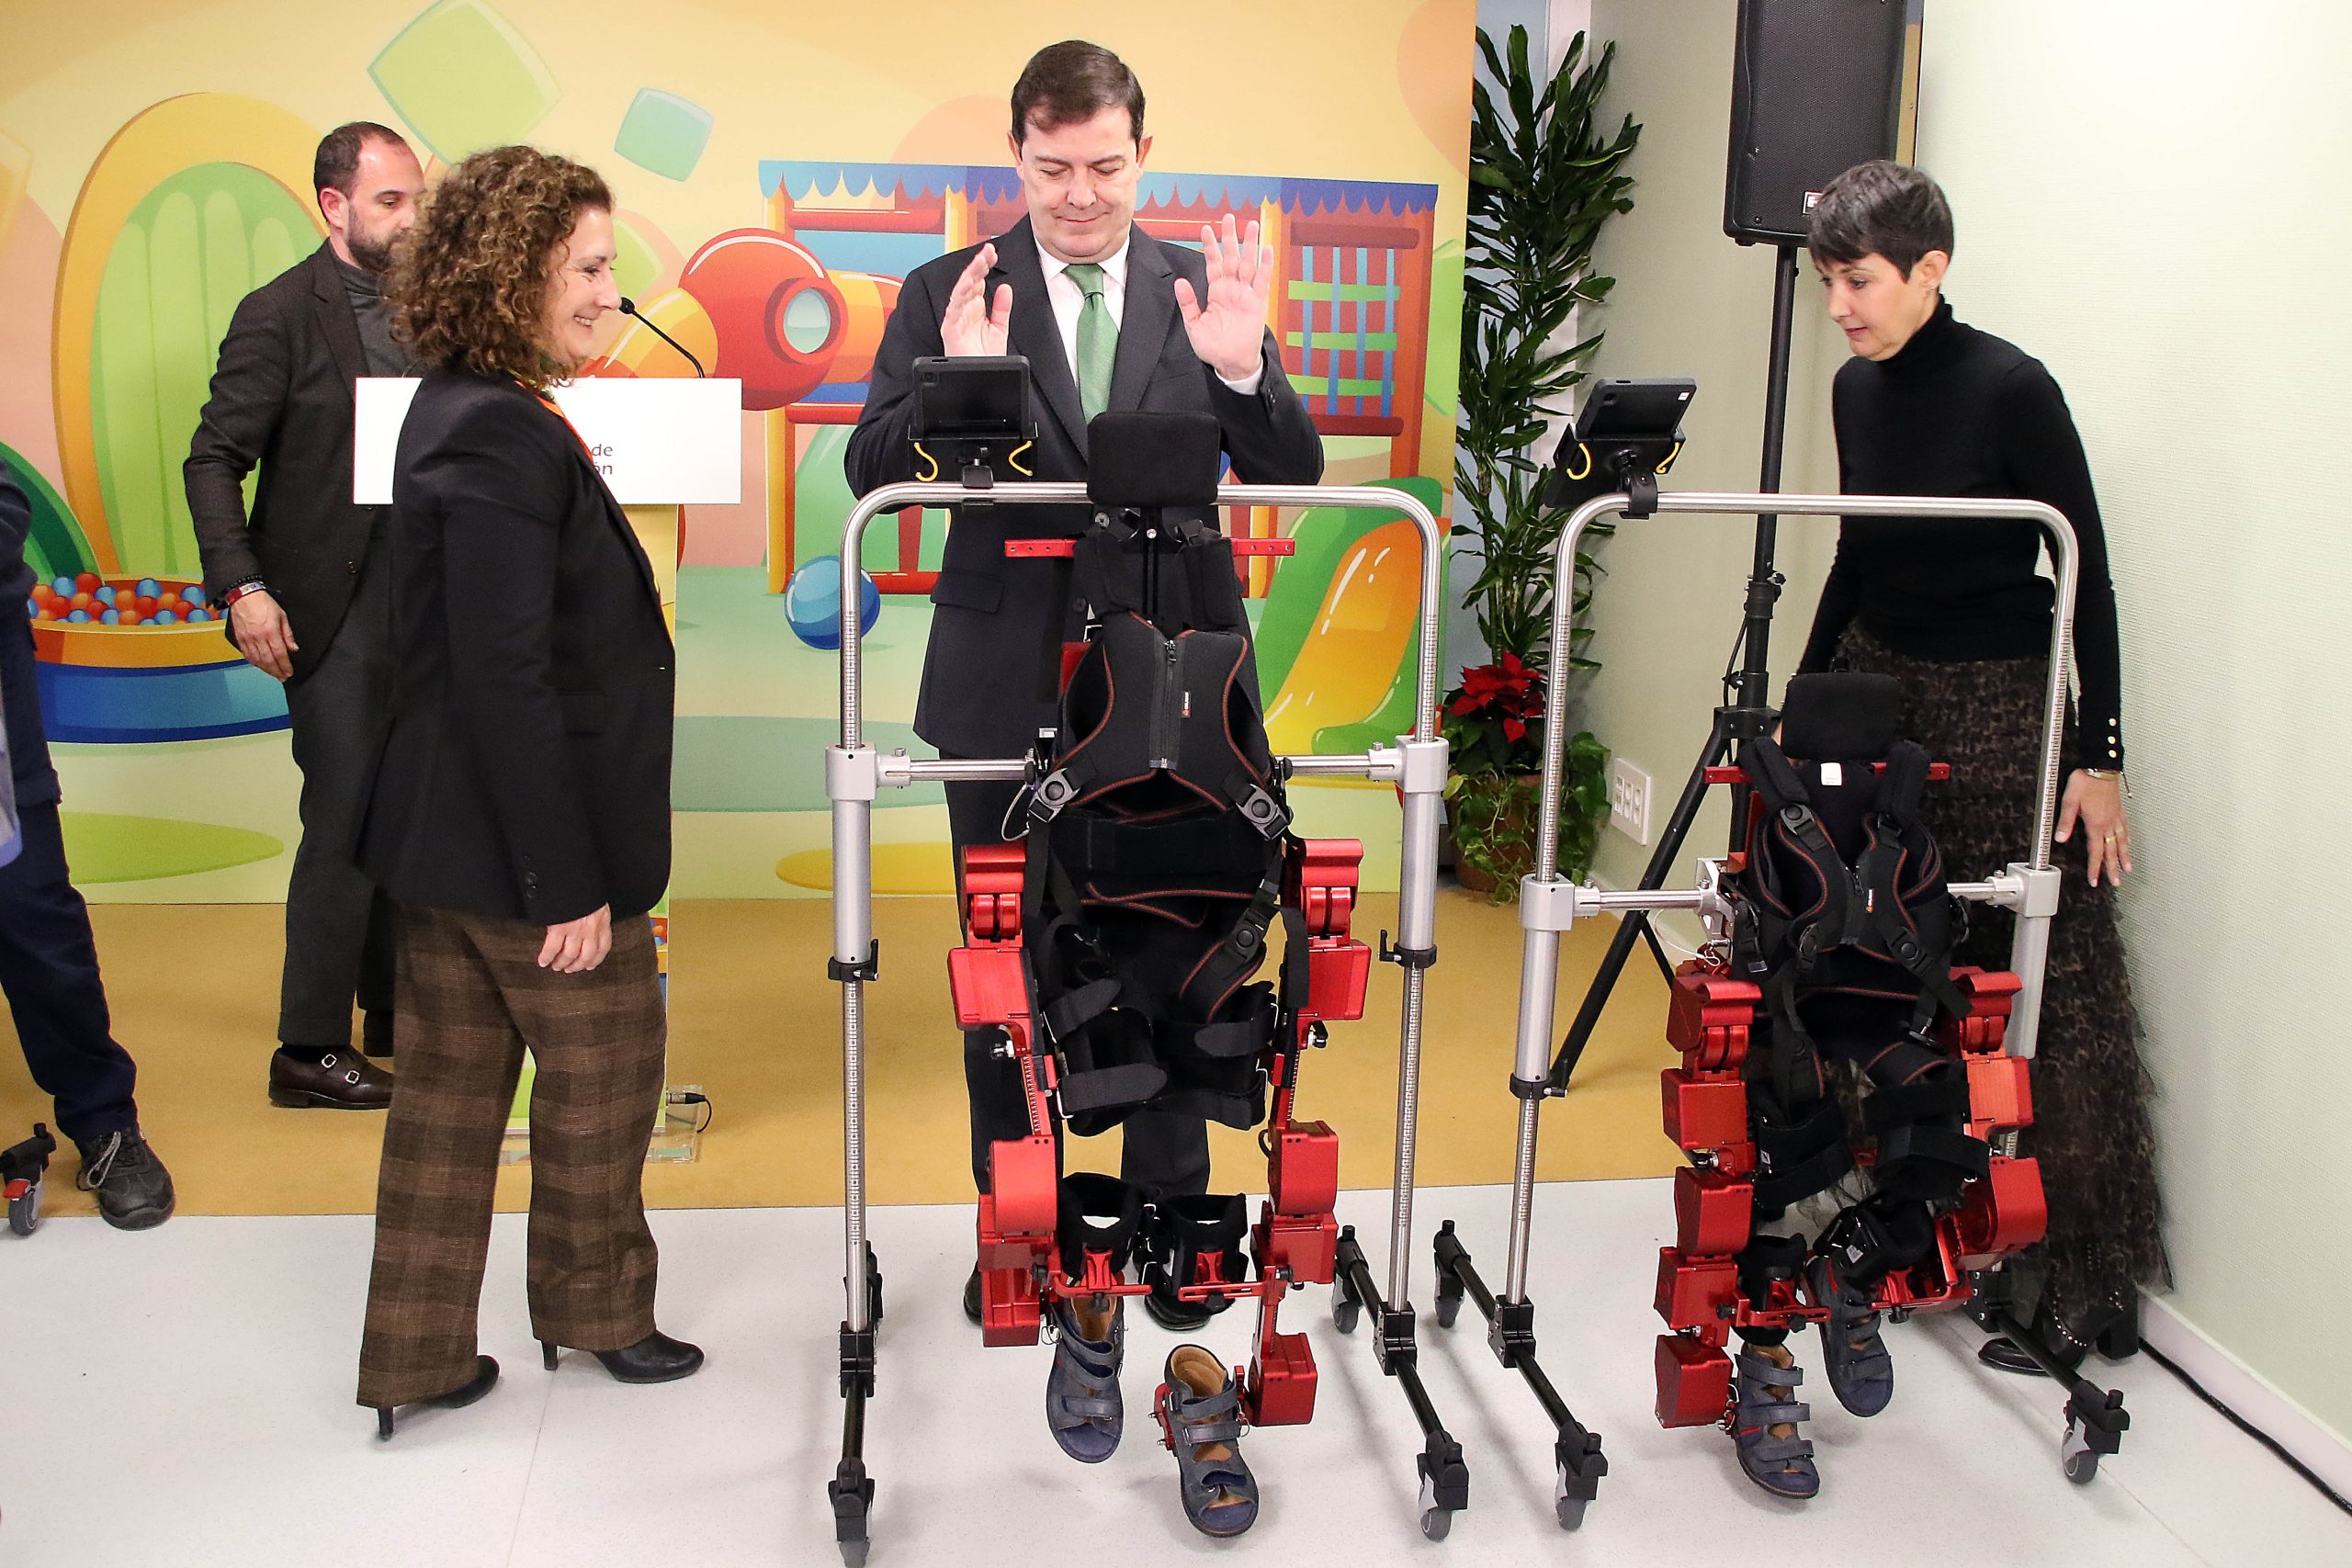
354 144 699 1437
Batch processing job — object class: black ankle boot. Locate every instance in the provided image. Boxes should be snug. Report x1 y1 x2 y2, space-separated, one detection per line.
541 1330 704 1383
374 1354 499 1438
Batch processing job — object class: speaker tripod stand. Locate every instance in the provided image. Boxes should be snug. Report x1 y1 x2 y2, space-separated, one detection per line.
1544 241 1804 1093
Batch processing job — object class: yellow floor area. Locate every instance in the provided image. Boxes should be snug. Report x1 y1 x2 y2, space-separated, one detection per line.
0 891 1680 1218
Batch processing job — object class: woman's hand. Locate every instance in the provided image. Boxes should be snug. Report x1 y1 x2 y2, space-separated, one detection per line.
539 905 612 973
2055 771 2132 886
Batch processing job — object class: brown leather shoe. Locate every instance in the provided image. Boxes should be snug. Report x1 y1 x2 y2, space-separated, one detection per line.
268 1046 393 1109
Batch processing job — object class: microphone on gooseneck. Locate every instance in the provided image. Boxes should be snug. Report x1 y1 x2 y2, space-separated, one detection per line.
617 297 707 378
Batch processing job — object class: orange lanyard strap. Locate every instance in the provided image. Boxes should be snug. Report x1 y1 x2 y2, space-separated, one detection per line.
534 391 596 463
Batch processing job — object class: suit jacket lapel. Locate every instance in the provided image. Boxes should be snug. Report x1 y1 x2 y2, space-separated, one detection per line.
580 455 662 607
1111 234 1176 414
993 220 1088 457
526 381 663 609
308 243 368 386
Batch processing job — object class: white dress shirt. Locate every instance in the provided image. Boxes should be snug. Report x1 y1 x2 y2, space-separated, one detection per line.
1039 233 1264 396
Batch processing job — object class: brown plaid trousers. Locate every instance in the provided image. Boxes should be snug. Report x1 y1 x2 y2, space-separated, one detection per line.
357 905 666 1408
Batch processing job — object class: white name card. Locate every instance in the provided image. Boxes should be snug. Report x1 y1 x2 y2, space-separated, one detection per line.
354 377 744 505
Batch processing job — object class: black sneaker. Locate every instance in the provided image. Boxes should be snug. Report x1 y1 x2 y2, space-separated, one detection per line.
74 1126 175 1230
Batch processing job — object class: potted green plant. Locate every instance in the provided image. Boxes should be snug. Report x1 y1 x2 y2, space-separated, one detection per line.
1447 24 1640 899
1442 652 1608 895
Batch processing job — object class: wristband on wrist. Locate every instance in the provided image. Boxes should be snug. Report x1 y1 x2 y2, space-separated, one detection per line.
222 579 270 608
2083 766 2132 797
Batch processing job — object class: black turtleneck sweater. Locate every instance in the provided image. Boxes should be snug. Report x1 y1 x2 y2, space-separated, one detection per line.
1799 298 2125 769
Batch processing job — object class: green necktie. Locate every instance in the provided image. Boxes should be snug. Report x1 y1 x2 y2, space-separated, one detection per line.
1064 262 1117 422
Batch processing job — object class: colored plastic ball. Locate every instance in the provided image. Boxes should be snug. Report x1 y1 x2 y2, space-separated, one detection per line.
136 577 161 598
51 575 74 598
25 597 39 616
187 607 211 623
181 585 208 607
66 609 90 623
69 592 92 612
95 585 117 606
118 608 141 626
783 555 882 651
152 609 178 626
135 594 158 614
100 609 119 625
74 571 99 592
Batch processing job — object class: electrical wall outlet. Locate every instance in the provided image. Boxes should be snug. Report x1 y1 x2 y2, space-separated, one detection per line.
1609 758 1652 845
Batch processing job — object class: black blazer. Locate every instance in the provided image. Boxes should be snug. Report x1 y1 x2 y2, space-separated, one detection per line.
185 243 388 681
357 372 673 925
844 218 1323 757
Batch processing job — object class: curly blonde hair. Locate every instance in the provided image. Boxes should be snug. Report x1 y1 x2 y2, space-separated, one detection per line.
389 145 612 390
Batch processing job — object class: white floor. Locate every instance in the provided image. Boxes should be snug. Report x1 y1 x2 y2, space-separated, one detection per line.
3 1179 2345 1567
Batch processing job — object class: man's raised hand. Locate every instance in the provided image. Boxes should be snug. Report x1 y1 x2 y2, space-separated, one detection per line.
1173 214 1273 383
941 243 1012 357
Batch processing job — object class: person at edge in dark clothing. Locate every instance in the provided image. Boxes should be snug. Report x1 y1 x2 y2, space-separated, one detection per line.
1783 160 2166 1437
1 467 175 1228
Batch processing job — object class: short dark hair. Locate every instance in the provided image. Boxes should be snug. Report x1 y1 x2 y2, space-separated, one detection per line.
1011 40 1145 144
1807 160 1954 278
313 121 409 202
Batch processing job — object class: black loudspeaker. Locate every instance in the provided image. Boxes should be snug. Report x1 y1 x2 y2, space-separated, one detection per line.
1724 0 1918 245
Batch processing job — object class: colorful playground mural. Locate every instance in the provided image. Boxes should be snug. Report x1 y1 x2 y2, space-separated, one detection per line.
0 0 1475 900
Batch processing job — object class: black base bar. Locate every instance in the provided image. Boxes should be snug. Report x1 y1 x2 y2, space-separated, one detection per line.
1431 1221 1605 1529
831 1379 873 1563
1977 1306 2131 1483
831 1246 884 1564
1334 1224 1471 1540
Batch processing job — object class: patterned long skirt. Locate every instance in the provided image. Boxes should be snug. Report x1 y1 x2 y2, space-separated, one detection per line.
1834 624 2169 1350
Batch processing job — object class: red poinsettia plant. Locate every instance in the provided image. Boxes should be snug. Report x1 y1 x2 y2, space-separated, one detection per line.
1442 651 1549 776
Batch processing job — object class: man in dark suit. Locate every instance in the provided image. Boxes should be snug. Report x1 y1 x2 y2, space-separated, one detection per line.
846 40 1323 1330
186 122 425 1109
2 468 175 1227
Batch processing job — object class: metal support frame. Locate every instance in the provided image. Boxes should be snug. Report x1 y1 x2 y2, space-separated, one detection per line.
823 479 1458 1552
1430 489 2084 1520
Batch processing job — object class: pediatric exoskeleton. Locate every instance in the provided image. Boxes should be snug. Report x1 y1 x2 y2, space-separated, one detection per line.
1653 672 2046 1497
957 501 1368 1436
824 408 1464 1560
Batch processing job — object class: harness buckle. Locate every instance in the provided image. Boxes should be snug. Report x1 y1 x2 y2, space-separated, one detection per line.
1028 769 1078 825
1237 784 1289 840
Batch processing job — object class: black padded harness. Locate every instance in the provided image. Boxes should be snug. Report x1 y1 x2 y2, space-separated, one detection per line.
1730 673 1983 1214
1021 513 1303 1135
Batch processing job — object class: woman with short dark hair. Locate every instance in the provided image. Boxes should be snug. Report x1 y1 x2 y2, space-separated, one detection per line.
355 144 697 1437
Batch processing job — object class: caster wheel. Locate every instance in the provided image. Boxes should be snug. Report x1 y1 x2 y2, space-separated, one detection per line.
7 1190 37 1236
1333 1295 1360 1335
1553 1469 1589 1529
2061 1421 2098 1484
1417 1475 1453 1540
1434 1291 1461 1330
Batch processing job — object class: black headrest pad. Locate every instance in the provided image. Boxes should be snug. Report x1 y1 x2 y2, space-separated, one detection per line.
1780 672 1905 761
1088 411 1222 510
